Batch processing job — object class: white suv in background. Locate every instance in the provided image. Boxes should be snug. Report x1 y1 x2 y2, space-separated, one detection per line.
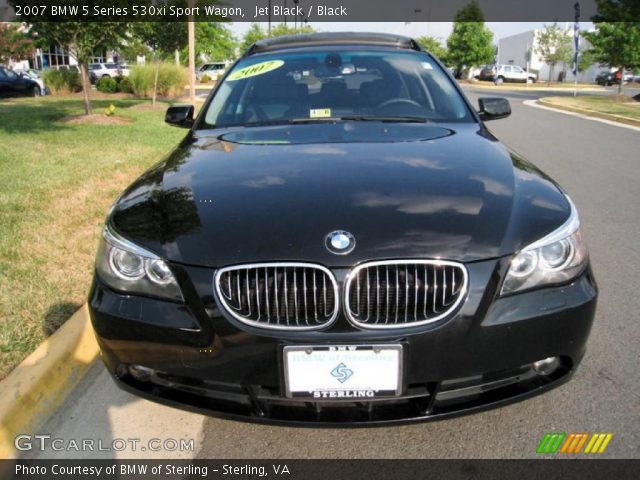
89 63 129 79
480 64 537 83
195 62 228 81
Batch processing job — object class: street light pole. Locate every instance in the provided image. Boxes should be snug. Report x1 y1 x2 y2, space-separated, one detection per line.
187 0 196 105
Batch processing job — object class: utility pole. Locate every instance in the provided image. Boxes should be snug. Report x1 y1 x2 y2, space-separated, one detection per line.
187 0 196 105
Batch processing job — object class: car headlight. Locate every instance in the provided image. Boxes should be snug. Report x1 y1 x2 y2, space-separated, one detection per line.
501 196 589 295
95 223 183 301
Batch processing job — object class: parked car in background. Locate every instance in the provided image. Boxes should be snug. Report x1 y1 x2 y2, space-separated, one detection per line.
597 70 635 86
0 65 43 98
89 63 129 79
480 64 536 83
595 70 615 86
196 62 228 81
16 69 48 95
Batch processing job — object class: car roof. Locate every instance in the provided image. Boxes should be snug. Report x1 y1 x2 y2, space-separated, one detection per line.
246 32 422 55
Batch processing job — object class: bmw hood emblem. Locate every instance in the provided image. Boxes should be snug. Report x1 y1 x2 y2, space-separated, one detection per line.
325 230 356 255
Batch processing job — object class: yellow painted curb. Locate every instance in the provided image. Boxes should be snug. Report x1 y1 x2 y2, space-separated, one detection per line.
0 305 98 459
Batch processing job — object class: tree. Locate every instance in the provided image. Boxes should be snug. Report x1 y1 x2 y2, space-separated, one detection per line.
584 0 640 94
131 22 188 106
26 23 127 114
269 24 314 37
0 23 33 65
415 36 447 63
446 2 494 77
194 22 236 61
240 23 267 53
536 23 573 84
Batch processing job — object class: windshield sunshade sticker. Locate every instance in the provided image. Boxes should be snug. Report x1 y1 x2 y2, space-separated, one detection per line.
310 108 332 118
227 60 285 81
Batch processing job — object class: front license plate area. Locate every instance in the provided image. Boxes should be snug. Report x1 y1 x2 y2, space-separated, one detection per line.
283 345 403 399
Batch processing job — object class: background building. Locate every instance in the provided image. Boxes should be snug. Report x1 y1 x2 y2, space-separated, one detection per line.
498 27 603 83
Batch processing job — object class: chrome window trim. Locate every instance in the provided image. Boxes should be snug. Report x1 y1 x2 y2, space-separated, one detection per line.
343 259 469 330
214 262 340 331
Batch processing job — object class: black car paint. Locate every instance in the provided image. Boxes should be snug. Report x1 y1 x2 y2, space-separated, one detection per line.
90 37 596 424
110 123 570 268
0 66 40 98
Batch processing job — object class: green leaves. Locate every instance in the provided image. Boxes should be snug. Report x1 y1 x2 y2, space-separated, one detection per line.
447 22 494 72
415 36 447 63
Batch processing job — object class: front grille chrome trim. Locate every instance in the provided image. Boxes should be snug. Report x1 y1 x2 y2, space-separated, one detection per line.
214 262 339 331
344 260 468 330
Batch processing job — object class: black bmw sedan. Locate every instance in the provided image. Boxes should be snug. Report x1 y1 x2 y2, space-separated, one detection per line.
89 33 597 424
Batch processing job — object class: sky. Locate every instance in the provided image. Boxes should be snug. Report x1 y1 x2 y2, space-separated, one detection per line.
229 22 593 44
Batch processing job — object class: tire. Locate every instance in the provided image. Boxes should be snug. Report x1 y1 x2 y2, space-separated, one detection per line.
496 76 504 85
31 86 41 97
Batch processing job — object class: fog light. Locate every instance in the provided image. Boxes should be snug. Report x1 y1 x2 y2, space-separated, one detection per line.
532 356 559 375
129 364 154 382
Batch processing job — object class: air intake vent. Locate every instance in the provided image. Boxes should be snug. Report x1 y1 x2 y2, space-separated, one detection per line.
215 263 339 330
345 260 467 329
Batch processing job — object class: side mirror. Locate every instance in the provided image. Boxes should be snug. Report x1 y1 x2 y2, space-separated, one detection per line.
165 105 195 128
478 97 511 121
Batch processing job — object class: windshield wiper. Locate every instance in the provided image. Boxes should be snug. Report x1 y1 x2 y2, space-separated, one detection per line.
242 115 431 127
338 115 431 123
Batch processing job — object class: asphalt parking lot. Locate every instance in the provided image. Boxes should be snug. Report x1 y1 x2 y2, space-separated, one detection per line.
24 86 640 460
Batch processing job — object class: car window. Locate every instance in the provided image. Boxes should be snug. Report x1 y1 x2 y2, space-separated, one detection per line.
5 69 18 80
0 68 7 80
105 63 118 69
89 64 100 70
512 66 523 73
203 49 473 128
504 66 512 73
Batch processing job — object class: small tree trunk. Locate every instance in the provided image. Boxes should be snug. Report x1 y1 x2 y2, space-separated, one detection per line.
152 59 160 107
79 63 92 115
175 49 180 65
618 70 623 95
547 65 553 85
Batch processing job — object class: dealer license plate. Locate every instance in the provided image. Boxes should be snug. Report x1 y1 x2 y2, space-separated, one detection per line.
283 345 403 399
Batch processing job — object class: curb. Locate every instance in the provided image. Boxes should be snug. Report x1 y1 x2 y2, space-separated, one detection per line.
0 305 98 459
537 98 640 128
460 82 606 93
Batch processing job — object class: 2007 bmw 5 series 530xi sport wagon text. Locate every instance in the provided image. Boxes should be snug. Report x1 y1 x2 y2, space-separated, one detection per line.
89 33 597 425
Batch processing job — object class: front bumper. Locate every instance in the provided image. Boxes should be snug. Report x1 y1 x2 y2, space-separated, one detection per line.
89 259 597 426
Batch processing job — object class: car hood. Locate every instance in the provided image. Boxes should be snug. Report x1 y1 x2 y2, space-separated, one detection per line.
110 123 570 267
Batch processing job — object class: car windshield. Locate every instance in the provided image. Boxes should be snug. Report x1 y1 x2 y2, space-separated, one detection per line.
202 48 473 128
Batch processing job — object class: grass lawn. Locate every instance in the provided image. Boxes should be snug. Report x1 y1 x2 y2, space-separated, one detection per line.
540 95 640 121
0 95 186 379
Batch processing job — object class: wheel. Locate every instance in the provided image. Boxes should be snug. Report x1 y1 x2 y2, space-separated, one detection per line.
31 86 41 97
495 76 504 85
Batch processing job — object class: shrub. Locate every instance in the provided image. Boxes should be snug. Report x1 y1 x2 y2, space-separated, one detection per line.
42 68 81 94
129 63 188 99
96 76 117 93
200 74 211 83
116 76 133 94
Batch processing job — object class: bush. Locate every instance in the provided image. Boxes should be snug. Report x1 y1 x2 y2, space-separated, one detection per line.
129 63 188 99
42 69 81 94
96 76 117 93
200 74 211 83
116 76 133 94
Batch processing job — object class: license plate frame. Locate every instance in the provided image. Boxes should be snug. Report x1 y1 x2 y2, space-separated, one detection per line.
283 344 403 400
